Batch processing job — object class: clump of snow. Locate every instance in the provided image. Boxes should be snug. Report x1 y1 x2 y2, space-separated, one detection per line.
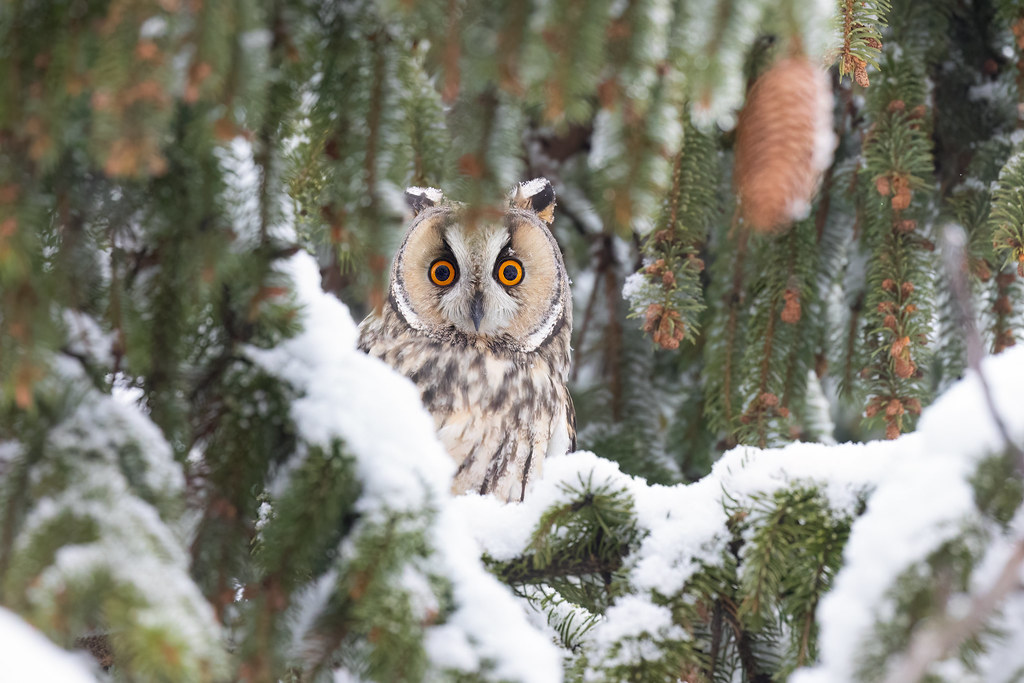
333 669 369 683
286 568 339 660
425 623 480 672
428 504 563 683
588 110 619 172
590 595 688 670
0 440 23 471
973 509 1024 682
406 186 445 204
684 0 764 129
399 564 440 623
621 271 652 308
46 360 184 506
240 29 272 51
247 253 452 515
456 439 890 600
217 138 294 247
63 310 115 368
500 437 890 667
960 176 989 193
517 178 551 198
255 501 273 531
968 80 1008 103
553 184 604 235
0 607 96 683
138 16 167 39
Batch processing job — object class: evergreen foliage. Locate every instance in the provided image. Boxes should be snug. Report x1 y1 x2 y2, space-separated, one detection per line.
835 0 891 86
2 0 1024 682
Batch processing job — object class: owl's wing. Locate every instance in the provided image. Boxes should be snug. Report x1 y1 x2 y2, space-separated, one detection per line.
566 391 577 453
355 312 382 355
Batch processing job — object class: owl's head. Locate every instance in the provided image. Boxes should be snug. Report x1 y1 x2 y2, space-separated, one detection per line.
388 178 570 351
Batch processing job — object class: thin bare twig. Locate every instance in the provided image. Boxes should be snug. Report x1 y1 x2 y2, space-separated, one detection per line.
881 539 1024 683
879 226 1024 683
940 225 1024 472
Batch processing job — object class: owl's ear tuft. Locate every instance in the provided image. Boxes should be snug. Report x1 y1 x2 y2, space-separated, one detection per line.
510 178 556 225
405 187 445 216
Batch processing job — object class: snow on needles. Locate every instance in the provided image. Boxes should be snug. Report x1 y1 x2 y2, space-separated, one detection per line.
797 345 1024 683
592 595 689 668
456 439 892 599
454 346 1024 679
454 441 892 674
249 251 562 683
0 607 96 683
247 252 452 513
13 360 226 677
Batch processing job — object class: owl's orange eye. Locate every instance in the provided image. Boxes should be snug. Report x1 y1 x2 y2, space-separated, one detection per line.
496 259 524 286
430 259 457 286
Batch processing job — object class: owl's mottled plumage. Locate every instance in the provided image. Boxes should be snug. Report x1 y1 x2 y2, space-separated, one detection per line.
358 179 574 502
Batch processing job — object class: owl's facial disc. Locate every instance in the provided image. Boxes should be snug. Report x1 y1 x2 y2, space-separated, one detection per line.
392 202 567 350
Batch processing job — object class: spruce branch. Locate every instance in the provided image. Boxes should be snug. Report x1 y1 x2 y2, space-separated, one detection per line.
521 585 600 653
988 147 1024 352
707 599 726 682
858 66 935 438
867 225 1024 683
627 113 714 351
722 564 776 682
835 0 890 85
488 474 637 611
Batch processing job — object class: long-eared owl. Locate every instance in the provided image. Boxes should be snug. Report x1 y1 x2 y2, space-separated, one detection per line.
357 179 575 502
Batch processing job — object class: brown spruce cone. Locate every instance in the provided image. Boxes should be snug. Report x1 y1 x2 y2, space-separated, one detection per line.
734 56 835 234
643 303 686 350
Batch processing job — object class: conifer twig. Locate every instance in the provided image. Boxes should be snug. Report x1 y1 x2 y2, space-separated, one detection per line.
707 599 724 680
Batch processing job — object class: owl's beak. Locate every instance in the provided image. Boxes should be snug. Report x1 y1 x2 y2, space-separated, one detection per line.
470 291 485 331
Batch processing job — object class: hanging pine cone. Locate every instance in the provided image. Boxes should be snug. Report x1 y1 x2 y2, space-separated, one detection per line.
734 56 835 233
